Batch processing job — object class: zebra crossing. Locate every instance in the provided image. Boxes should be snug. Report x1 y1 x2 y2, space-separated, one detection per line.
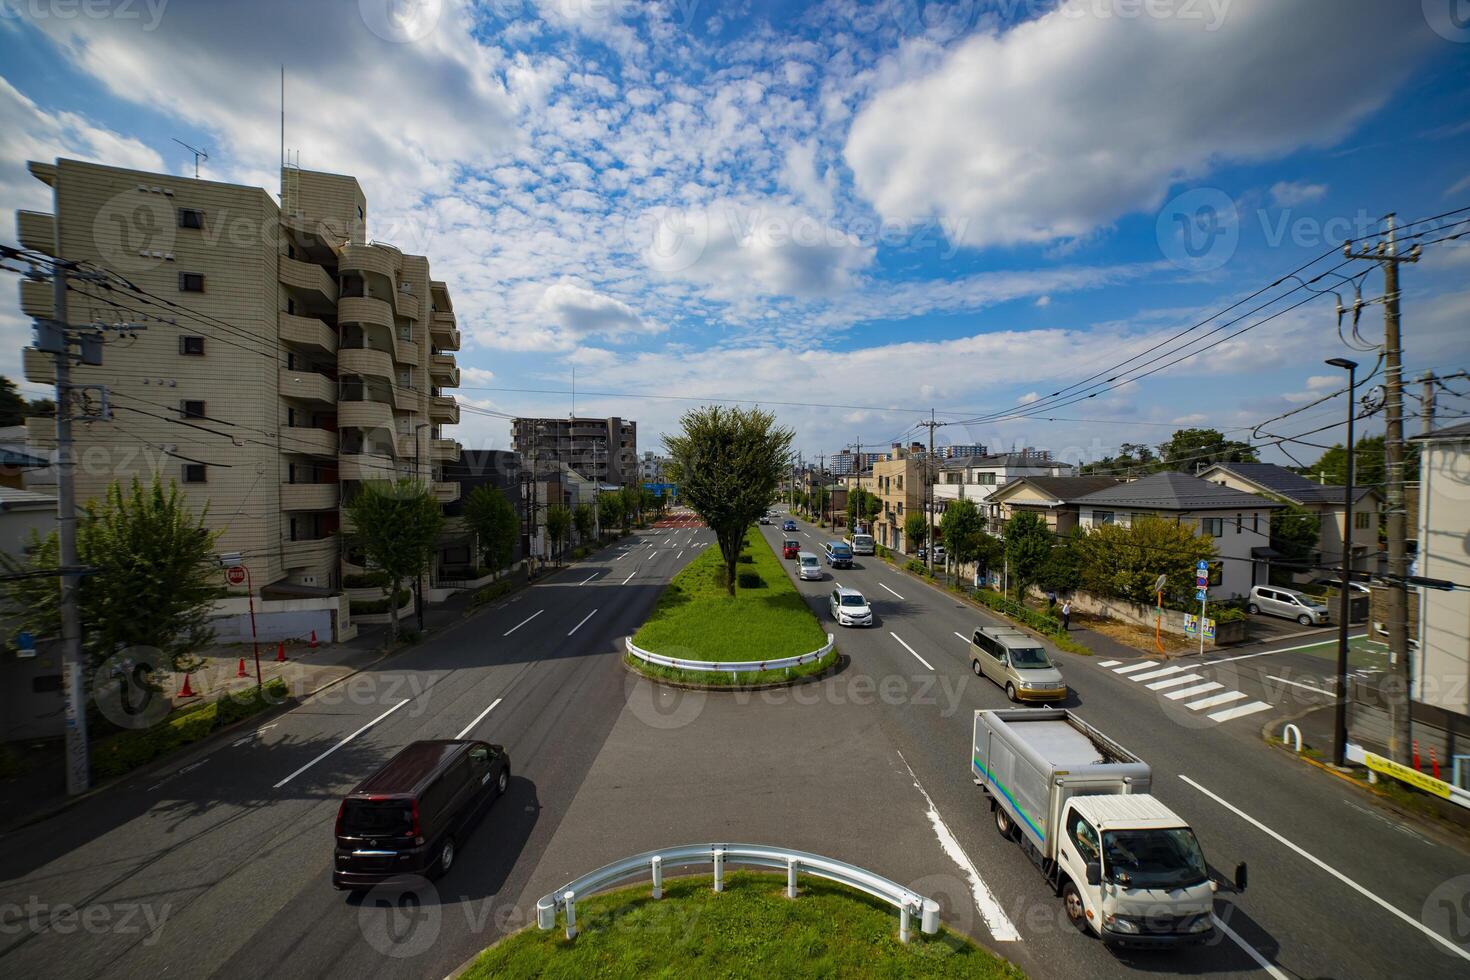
1095 659 1274 724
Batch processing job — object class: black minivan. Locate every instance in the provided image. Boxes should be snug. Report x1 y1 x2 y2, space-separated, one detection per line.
333 739 510 890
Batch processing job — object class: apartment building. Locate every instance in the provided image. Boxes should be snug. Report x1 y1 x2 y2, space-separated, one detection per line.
17 157 463 598
1409 422 1470 722
932 450 1075 533
935 443 990 460
512 416 636 488
638 451 670 484
830 449 884 476
873 448 931 553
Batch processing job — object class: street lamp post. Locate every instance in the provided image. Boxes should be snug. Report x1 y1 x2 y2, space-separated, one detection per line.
1326 357 1358 768
412 421 432 633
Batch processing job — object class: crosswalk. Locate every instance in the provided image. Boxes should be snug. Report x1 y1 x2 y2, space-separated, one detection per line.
1095 659 1273 724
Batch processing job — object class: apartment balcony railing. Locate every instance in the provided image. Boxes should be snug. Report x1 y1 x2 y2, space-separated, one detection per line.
337 346 396 383
337 295 393 331
431 438 461 462
338 453 401 482
279 255 337 303
430 395 459 424
280 483 338 511
337 399 396 433
282 536 336 569
337 242 397 284
433 481 461 504
20 279 51 320
278 367 336 406
279 312 337 356
282 426 338 458
430 352 459 387
430 311 460 350
17 210 54 253
22 347 53 385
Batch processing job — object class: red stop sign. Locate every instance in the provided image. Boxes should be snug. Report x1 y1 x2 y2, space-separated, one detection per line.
225 565 247 586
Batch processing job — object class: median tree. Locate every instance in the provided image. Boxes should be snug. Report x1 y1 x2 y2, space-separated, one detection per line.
462 485 519 579
574 502 595 545
664 405 794 596
1003 511 1053 599
0 476 223 670
1076 514 1216 606
598 491 624 539
545 504 572 561
344 480 444 639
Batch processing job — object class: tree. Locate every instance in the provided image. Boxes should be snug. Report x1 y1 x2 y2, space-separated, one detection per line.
27 397 55 418
1003 511 1053 598
664 405 793 596
941 497 986 571
462 486 519 578
574 502 595 544
904 511 928 553
1076 515 1216 606
598 491 624 538
0 476 224 670
344 480 444 638
846 487 871 531
1309 434 1416 491
620 485 640 530
0 376 26 427
1080 442 1157 477
1271 502 1320 568
1038 528 1085 594
810 484 830 525
1156 428 1258 473
545 505 572 560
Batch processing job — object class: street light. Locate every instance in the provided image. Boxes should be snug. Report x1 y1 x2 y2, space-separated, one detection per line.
1326 356 1357 768
412 421 432 633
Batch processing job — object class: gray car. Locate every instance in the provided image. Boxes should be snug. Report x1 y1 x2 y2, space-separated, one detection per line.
1248 585 1330 626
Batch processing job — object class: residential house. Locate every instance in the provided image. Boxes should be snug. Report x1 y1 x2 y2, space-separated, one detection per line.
986 475 1125 535
1409 422 1470 728
933 450 1076 537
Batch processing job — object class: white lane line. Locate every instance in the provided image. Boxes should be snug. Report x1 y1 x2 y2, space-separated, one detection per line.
1097 659 1121 667
1166 681 1223 700
455 698 503 739
1129 665 1187 682
1207 701 1273 722
580 573 598 585
954 631 969 643
1147 673 1204 691
616 552 628 561
889 632 933 670
622 570 635 584
1181 774 1470 963
879 583 906 600
898 750 1020 942
1211 912 1290 980
274 699 409 789
1203 632 1367 666
675 550 684 561
567 608 599 636
1267 674 1336 697
1112 662 1155 674
1186 691 1247 711
503 609 543 636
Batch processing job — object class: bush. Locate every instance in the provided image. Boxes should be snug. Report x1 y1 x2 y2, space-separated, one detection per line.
343 571 390 589
970 587 1090 655
349 589 411 615
876 544 892 561
737 571 765 589
571 546 590 560
1214 605 1247 624
470 576 522 609
904 559 932 577
738 554 755 564
93 678 288 778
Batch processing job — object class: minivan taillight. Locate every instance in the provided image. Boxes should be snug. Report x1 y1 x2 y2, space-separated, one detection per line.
410 799 424 844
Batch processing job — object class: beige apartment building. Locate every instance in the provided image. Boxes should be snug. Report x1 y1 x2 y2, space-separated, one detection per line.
873 449 928 553
17 157 463 601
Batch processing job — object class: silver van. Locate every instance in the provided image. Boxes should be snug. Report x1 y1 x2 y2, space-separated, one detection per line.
969 626 1067 703
797 551 823 581
1247 585 1329 626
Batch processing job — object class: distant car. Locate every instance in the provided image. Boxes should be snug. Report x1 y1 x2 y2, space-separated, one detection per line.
1248 585 1330 626
782 538 800 559
758 515 772 525
782 519 798 532
829 586 873 627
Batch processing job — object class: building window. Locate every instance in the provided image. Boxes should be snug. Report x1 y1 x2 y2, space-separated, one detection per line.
1092 511 1115 525
182 464 207 483
1208 563 1223 587
180 400 206 419
179 335 205 356
1355 511 1371 530
1200 517 1224 537
178 272 205 292
177 208 204 229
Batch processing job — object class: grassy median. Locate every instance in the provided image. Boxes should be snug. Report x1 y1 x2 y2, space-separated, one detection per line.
462 872 1022 979
628 528 834 686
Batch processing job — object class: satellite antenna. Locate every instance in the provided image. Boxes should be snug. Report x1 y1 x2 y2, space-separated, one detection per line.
172 138 209 178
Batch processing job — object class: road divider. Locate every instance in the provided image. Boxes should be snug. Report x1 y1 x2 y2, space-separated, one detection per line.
624 633 835 675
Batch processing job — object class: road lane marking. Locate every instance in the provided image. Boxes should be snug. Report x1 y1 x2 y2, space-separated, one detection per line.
879 583 905 600
1267 674 1336 697
1211 912 1290 980
504 610 543 636
1097 659 1121 667
567 608 599 636
1165 681 1223 700
616 552 628 561
1130 665 1187 682
953 631 969 643
1180 774 1470 963
1207 701 1272 722
580 573 598 585
1113 662 1155 674
1202 633 1367 666
1147 673 1204 690
1185 691 1247 711
675 550 683 561
456 698 502 739
889 632 933 670
273 699 409 789
897 750 1020 942
622 570 635 584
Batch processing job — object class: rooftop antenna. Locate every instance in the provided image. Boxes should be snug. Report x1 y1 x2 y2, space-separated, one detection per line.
172 138 208 178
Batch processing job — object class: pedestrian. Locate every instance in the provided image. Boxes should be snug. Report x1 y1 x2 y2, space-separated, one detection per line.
1046 590 1057 609
1061 599 1071 631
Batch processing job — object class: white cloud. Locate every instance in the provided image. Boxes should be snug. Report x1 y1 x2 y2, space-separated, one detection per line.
538 281 661 340
1034 295 1051 308
844 1 1431 248
1270 180 1329 206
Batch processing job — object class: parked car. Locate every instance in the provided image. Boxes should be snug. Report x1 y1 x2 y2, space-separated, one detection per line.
1307 576 1371 595
823 540 854 568
783 519 798 532
333 739 510 891
969 626 1067 703
797 552 823 580
829 586 873 627
782 538 800 559
1247 585 1330 626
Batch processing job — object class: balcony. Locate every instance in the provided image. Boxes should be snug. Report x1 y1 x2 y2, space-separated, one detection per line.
23 347 54 385
337 295 393 331
430 352 459 386
337 399 396 433
279 312 337 356
393 334 420 367
281 483 337 511
279 255 337 304
430 312 460 350
282 426 337 458
282 536 336 569
338 346 395 383
431 438 461 462
391 386 421 413
279 368 336 406
395 288 420 320
430 395 458 424
338 242 397 283
339 453 400 482
20 279 51 320
17 211 54 253
433 481 461 504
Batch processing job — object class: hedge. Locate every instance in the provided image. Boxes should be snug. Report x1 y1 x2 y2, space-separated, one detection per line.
470 576 523 609
343 571 390 589
904 558 932 578
349 589 412 615
969 587 1091 655
93 678 289 778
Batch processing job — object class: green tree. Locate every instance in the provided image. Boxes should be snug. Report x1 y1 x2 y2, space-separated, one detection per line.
0 476 224 670
462 486 519 579
1270 502 1320 568
1003 511 1053 599
903 511 928 553
940 497 986 570
811 484 830 525
1038 528 1085 593
545 504 572 560
574 502 595 544
664 405 794 596
1309 434 1416 490
846 487 869 531
1156 428 1258 473
344 480 444 638
1080 442 1157 477
27 396 55 418
0 376 26 427
620 485 640 530
598 491 624 538
1076 515 1216 606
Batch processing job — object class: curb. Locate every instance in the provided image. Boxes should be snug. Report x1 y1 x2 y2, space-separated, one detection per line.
621 651 847 692
887 564 1094 657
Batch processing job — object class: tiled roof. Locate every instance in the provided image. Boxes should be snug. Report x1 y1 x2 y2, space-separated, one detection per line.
1072 471 1283 511
996 475 1124 503
1204 462 1374 504
1411 420 1470 441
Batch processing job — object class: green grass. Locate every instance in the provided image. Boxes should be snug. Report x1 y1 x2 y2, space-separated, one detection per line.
462 872 1023 980
633 529 827 664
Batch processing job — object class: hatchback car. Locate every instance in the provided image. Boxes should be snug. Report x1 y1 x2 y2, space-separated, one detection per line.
782 538 800 559
970 626 1067 703
829 586 873 627
758 515 772 525
783 519 798 532
1248 585 1330 626
333 739 510 891
797 552 823 580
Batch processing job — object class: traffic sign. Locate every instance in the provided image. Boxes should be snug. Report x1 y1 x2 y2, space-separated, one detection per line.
1196 560 1209 571
1195 588 1208 601
226 565 247 586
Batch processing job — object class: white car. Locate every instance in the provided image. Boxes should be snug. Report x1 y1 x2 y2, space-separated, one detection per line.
797 552 823 581
829 586 873 627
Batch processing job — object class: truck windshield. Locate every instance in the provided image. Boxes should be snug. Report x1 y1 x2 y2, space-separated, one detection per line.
1102 828 1208 889
1008 647 1051 668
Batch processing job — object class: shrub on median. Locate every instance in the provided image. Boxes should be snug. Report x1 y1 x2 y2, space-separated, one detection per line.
92 678 289 778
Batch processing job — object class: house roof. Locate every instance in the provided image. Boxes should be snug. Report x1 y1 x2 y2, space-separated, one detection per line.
1072 471 1284 511
0 447 49 468
991 475 1123 504
1200 461 1376 504
1411 420 1470 441
0 486 57 511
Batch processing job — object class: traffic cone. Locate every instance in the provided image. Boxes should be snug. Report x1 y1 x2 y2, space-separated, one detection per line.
1413 739 1422 771
178 673 195 698
308 629 319 649
236 657 248 678
1430 747 1441 781
275 641 287 663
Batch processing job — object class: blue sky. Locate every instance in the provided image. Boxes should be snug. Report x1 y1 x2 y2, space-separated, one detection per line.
2 0 1468 466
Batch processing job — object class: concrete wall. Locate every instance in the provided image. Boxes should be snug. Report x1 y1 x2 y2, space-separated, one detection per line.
1416 435 1470 716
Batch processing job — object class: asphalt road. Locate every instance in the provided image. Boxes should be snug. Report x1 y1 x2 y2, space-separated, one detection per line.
761 512 1470 980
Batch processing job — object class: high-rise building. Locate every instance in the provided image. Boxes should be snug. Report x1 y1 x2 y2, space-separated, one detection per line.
511 416 637 487
938 443 990 460
638 451 669 483
18 157 464 597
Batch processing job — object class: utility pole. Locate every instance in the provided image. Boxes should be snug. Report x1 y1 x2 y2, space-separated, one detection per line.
1344 214 1421 764
1421 372 1436 436
818 454 825 529
916 411 944 574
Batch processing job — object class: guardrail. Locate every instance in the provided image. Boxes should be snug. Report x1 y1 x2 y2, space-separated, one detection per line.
535 843 941 942
625 633 835 677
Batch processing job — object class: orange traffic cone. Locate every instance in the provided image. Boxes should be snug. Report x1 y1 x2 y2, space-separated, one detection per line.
178 673 195 698
236 657 248 678
275 641 287 663
308 629 319 649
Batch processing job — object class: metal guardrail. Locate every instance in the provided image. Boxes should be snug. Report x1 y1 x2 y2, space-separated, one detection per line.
535 843 941 942
624 634 835 675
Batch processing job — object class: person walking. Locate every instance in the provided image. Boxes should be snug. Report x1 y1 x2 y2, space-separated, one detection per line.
1060 599 1071 631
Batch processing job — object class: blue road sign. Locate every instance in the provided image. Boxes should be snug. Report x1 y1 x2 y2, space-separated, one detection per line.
1195 588 1208 601
1196 560 1209 571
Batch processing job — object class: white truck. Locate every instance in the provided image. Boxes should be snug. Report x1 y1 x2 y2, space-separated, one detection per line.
845 531 875 555
972 708 1245 948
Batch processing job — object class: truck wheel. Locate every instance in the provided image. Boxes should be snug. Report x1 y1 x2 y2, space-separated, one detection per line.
1006 683 1018 703
1061 881 1090 935
994 804 1017 841
972 659 983 677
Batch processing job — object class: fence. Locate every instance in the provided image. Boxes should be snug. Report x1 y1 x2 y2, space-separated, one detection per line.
535 843 941 942
625 634 835 677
